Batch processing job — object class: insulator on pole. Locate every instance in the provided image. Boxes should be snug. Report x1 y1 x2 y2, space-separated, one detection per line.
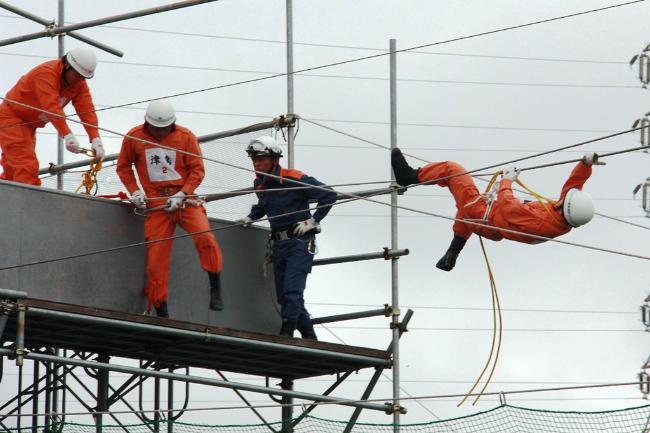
640 371 650 397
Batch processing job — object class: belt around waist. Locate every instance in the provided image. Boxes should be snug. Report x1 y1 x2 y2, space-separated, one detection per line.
155 186 182 197
271 228 297 241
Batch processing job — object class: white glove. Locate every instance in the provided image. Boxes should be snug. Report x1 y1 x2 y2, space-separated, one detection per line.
91 137 105 161
237 216 253 227
582 152 605 166
130 190 147 209
165 191 186 213
293 217 320 236
501 166 520 182
63 133 81 153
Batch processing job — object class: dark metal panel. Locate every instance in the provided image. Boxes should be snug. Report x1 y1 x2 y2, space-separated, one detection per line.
0 180 280 334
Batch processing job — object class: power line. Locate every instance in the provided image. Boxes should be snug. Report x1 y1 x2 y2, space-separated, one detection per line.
0 14 626 64
3 98 650 270
322 326 644 332
307 302 638 315
0 52 634 89
1 381 642 416
4 0 641 120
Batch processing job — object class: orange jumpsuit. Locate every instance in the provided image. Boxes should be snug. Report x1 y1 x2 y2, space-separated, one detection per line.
116 124 223 308
0 59 99 185
417 161 592 243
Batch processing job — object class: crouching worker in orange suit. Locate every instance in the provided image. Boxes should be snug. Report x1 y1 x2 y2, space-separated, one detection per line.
0 46 105 185
391 148 603 271
116 100 223 318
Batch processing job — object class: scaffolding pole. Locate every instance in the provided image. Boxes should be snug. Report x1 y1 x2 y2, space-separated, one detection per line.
313 249 409 266
39 117 294 176
0 1 123 57
57 0 65 191
286 0 295 169
389 38 401 431
0 0 219 48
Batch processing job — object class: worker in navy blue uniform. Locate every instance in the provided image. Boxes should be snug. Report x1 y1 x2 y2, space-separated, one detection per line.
239 136 336 340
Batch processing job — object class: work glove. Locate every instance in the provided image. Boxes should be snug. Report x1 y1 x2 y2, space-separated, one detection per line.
63 133 81 153
293 217 320 236
237 216 253 227
165 191 186 213
582 152 605 166
501 166 520 182
130 190 147 209
91 137 105 161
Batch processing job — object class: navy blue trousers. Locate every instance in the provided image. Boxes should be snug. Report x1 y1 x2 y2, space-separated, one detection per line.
272 235 315 328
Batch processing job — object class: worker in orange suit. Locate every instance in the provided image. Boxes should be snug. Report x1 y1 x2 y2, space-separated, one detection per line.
116 99 223 318
0 46 105 185
391 148 602 271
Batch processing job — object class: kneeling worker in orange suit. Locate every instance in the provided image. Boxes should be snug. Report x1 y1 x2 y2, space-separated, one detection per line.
116 100 223 318
0 46 105 185
391 148 603 271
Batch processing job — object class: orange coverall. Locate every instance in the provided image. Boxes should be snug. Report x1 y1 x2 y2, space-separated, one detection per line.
116 124 222 308
0 59 99 185
417 161 592 243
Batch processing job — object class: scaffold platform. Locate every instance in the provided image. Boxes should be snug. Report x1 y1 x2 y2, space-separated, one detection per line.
0 298 391 380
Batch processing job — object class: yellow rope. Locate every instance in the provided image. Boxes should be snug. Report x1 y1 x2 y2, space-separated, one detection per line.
459 172 556 405
515 178 562 225
457 236 503 406
75 149 103 195
458 171 504 407
473 236 502 405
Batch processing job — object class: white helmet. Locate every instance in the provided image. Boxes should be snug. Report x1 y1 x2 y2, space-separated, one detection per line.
246 136 283 157
145 100 176 128
563 188 594 227
66 46 97 79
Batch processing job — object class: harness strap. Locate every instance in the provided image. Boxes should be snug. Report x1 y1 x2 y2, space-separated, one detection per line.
463 171 502 222
514 178 563 225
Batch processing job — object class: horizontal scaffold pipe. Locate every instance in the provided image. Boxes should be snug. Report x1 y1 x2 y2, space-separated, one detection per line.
0 1 124 57
0 0 219 48
0 349 395 414
313 249 409 266
0 289 28 300
25 308 391 368
39 117 290 176
312 308 390 325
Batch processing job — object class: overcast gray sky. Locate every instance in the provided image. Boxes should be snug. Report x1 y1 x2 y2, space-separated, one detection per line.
1 0 650 426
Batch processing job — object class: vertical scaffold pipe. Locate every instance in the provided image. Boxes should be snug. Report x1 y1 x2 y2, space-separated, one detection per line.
57 0 65 191
281 378 294 433
389 38 401 431
286 0 295 169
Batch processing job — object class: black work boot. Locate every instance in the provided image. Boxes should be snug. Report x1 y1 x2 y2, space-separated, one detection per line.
391 148 420 186
298 322 318 340
208 272 224 311
436 235 467 272
155 301 169 318
279 320 297 337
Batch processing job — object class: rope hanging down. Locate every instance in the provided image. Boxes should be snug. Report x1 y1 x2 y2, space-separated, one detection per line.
458 175 504 407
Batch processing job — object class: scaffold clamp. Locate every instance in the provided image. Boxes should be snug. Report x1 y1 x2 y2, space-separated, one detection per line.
383 402 407 414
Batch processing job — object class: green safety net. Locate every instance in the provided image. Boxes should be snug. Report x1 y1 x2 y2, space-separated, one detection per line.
7 404 650 433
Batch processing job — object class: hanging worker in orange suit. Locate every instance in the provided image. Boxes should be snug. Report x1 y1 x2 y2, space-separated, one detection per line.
391 148 603 271
0 46 105 185
116 99 223 318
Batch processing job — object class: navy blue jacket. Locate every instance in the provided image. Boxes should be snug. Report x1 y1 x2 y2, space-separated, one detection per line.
247 164 336 231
